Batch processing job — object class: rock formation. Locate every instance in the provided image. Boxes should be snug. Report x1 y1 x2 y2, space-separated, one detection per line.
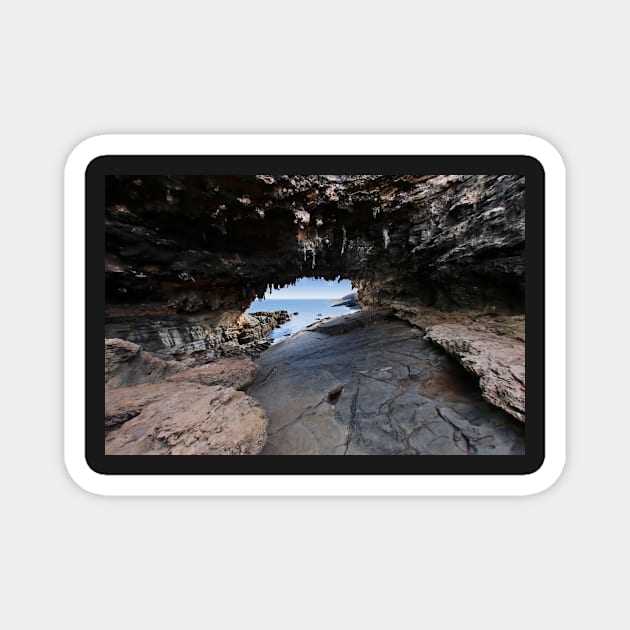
106 174 524 317
388 303 526 422
105 382 268 455
330 291 362 309
104 174 527 447
424 324 525 422
105 308 290 357
247 311 524 455
105 338 268 455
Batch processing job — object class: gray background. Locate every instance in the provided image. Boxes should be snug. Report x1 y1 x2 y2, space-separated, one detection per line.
1 1 626 628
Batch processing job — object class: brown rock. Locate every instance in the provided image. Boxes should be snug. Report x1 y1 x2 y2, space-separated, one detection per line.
105 338 185 389
106 338 258 391
105 381 201 430
424 323 525 422
165 357 257 390
105 382 268 455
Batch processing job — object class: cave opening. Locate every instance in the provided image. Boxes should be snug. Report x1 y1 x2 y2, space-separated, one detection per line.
245 276 360 341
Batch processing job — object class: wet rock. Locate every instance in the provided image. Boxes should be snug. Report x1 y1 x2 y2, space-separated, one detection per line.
247 311 524 455
238 310 290 345
314 309 389 336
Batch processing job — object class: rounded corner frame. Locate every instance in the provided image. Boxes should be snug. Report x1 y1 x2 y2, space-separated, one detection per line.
64 133 565 496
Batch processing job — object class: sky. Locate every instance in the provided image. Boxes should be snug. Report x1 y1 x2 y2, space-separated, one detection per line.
262 277 354 300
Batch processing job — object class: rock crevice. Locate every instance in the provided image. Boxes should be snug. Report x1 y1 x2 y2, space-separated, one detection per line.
246 311 524 455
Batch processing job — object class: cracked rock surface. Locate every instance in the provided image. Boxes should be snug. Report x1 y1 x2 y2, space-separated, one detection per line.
105 383 268 455
424 323 525 422
105 338 268 455
247 311 524 455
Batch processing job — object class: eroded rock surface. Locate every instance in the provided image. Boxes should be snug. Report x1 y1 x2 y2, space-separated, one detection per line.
424 324 525 422
105 338 268 455
106 175 524 314
164 357 257 390
105 174 524 349
106 308 290 357
388 302 526 422
105 383 268 455
105 338 186 388
247 311 524 455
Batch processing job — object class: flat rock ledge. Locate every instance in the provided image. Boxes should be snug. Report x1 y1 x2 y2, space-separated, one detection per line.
424 324 525 422
105 338 268 455
247 310 524 455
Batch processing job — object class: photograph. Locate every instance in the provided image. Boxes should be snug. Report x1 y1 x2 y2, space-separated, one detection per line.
104 173 527 457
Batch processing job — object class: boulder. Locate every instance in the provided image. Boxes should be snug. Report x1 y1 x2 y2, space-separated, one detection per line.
106 338 258 391
105 338 185 389
165 357 257 390
105 382 268 455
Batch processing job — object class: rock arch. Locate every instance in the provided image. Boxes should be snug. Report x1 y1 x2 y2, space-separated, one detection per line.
106 173 525 319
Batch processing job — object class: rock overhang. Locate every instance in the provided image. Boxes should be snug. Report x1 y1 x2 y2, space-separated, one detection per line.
105 173 525 316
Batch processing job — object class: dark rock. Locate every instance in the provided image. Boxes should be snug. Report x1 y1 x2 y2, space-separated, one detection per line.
327 385 344 403
105 174 524 317
246 311 524 455
330 292 362 309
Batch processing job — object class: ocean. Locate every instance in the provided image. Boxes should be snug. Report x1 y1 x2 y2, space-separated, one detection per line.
246 298 358 341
